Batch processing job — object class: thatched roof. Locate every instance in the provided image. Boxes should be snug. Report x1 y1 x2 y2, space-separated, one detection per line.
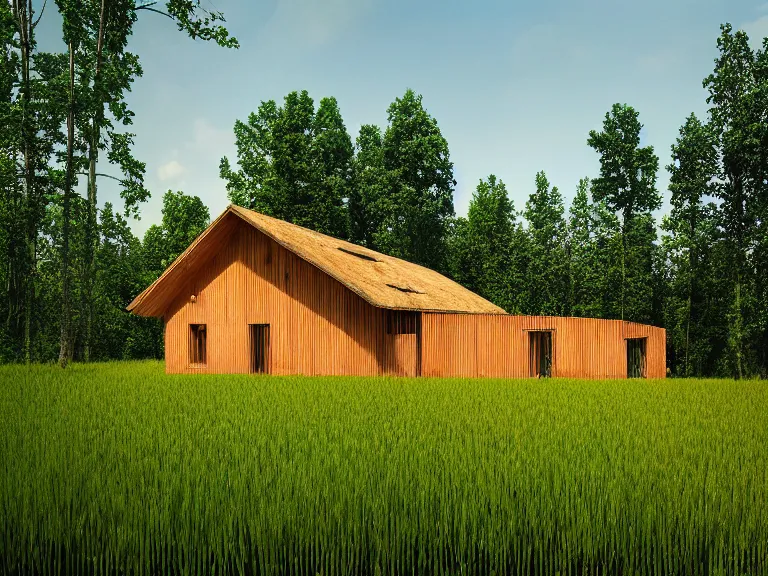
127 205 507 317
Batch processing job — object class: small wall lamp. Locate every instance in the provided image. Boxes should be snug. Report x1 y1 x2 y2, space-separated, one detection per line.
190 294 197 303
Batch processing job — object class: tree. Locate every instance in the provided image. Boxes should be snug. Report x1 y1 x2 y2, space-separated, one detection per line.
567 178 624 320
221 91 352 237
2 2 66 363
55 0 237 366
448 175 526 313
92 202 148 360
158 189 210 266
703 24 763 377
587 103 660 321
309 97 353 238
662 113 718 375
378 89 455 271
568 178 602 317
753 40 768 376
349 124 388 248
524 171 569 315
141 190 209 281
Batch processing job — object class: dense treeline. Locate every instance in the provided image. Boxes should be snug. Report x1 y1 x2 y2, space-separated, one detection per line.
0 0 235 365
1 6 766 377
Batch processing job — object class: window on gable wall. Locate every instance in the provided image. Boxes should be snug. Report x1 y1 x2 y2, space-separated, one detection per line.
386 310 417 335
190 324 207 365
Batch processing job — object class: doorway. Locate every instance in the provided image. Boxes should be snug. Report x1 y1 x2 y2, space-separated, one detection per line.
529 331 553 378
627 338 647 378
249 324 270 374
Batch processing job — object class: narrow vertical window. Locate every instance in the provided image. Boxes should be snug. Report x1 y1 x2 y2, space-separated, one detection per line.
249 324 270 374
627 338 647 378
190 324 206 365
529 331 553 378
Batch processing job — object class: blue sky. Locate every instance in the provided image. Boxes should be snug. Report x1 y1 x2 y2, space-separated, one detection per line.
39 0 768 238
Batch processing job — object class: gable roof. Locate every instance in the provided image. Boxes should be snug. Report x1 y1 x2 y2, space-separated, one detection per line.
127 205 507 317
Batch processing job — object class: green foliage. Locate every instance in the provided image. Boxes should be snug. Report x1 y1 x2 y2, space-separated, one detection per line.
2 362 767 574
702 23 768 378
0 0 235 365
568 178 621 318
377 89 455 271
587 103 660 322
92 203 163 360
349 124 388 247
164 0 239 48
524 171 569 315
587 104 661 220
449 175 527 313
158 189 210 267
1 17 767 377
661 114 720 376
221 91 353 238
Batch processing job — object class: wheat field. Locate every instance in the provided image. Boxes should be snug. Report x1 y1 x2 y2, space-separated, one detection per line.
1 361 766 575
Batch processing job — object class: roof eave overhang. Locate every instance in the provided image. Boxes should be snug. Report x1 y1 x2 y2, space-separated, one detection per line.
127 205 507 317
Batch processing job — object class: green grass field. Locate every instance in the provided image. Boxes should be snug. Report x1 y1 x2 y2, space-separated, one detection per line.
1 361 766 575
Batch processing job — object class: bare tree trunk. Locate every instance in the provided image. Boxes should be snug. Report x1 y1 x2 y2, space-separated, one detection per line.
685 220 695 377
22 0 34 364
12 0 34 362
621 210 628 322
84 0 107 363
59 41 75 368
734 278 743 380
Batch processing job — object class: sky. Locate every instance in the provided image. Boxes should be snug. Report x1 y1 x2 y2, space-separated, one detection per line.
38 0 768 238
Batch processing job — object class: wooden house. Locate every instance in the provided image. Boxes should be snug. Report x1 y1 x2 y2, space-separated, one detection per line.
128 205 666 378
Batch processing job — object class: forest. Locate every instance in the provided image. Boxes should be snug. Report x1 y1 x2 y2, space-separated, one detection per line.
1 1 767 378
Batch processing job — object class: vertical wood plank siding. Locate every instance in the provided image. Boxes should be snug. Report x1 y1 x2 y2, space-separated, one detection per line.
164 222 413 376
164 220 665 378
421 314 666 379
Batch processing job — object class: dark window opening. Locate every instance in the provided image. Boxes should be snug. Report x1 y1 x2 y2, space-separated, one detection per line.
529 331 553 378
190 324 206 365
387 310 417 335
627 338 647 378
337 247 379 262
249 324 270 374
386 283 424 294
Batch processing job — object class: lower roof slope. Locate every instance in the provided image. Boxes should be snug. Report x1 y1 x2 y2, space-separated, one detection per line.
127 205 507 317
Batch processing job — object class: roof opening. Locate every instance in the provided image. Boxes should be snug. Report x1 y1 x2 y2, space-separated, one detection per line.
386 283 424 294
337 246 379 262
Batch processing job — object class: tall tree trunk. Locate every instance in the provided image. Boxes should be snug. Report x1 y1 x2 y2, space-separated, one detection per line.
12 0 35 362
84 0 107 363
734 277 743 380
59 41 75 368
84 117 97 363
733 174 745 380
621 210 629 322
685 220 695 377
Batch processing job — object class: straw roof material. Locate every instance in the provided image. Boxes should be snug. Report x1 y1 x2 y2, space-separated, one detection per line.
127 205 507 317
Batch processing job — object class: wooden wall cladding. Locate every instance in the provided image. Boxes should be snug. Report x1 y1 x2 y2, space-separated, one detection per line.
163 220 666 378
421 314 666 379
164 221 413 376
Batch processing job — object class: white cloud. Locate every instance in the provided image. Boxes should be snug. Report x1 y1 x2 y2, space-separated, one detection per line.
741 15 768 48
190 119 233 152
158 160 185 182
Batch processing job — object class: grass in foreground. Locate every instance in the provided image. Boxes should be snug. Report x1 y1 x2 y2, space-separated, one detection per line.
1 361 766 575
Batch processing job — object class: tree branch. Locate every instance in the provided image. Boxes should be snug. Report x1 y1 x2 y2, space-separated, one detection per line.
32 0 47 29
135 5 172 19
77 171 124 183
